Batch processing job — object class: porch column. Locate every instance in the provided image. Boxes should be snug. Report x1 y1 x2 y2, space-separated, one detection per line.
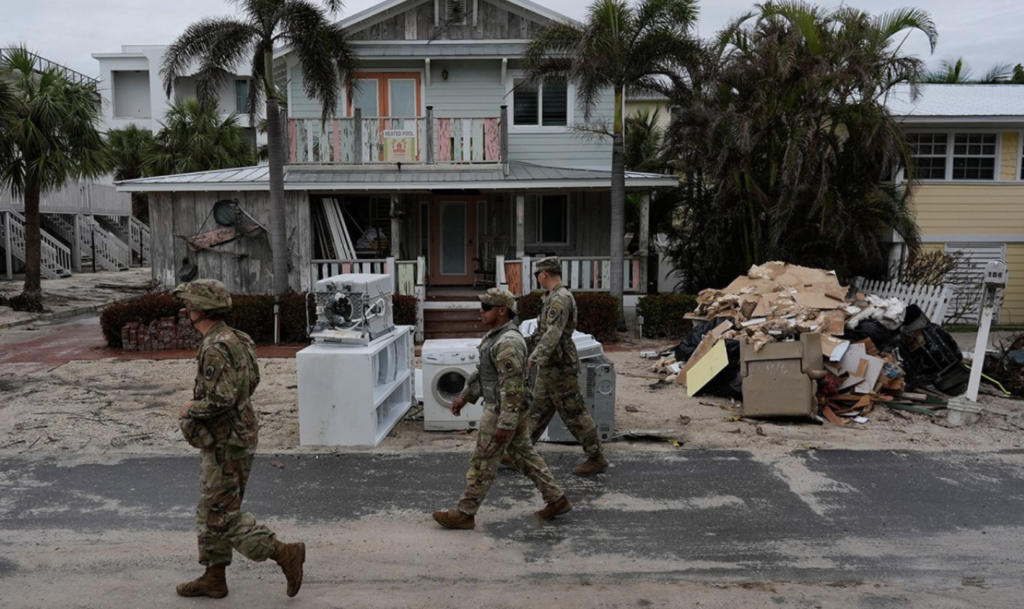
71 213 82 273
639 190 650 293
514 193 525 259
390 195 402 258
426 106 435 165
3 212 11 280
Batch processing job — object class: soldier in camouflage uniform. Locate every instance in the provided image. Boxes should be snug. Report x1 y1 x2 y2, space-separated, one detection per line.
173 279 306 599
433 288 572 529
524 257 609 476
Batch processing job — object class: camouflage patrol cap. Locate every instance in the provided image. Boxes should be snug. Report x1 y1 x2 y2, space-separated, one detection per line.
534 256 561 275
172 279 232 311
478 287 516 312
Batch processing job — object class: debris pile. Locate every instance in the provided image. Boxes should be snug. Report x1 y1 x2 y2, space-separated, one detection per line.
663 262 970 425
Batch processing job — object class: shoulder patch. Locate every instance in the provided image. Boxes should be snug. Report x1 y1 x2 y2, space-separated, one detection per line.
204 365 216 381
503 359 516 373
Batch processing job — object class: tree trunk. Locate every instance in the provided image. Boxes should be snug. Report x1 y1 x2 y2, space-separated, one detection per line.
609 86 626 326
20 175 43 310
266 97 289 295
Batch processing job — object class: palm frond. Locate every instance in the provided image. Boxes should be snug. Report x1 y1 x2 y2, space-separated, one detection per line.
161 17 257 98
279 0 350 122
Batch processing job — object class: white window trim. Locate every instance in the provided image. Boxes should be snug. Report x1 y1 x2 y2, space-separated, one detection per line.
506 71 575 134
1017 130 1023 181
533 194 571 246
907 130 1002 183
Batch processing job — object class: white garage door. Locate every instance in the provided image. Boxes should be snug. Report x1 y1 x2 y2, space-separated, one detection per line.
943 243 1005 324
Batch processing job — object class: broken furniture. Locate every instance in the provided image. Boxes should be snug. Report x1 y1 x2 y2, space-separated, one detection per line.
740 332 826 418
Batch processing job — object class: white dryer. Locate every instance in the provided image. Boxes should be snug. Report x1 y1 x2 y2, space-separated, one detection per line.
422 338 485 430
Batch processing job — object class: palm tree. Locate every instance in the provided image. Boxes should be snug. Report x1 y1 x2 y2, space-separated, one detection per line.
0 46 108 311
662 2 937 288
145 98 255 176
162 0 358 295
924 57 1011 83
105 124 157 222
523 0 701 318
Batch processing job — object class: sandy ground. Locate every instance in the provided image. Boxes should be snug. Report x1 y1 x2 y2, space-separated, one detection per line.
2 345 1022 458
0 267 153 327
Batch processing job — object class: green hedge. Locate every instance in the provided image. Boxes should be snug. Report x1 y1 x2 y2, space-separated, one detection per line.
636 293 698 339
101 292 419 349
516 290 621 343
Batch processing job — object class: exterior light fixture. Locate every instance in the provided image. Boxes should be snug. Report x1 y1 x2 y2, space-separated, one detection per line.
441 68 449 81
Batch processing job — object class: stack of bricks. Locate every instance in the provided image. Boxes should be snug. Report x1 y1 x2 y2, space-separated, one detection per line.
121 310 201 352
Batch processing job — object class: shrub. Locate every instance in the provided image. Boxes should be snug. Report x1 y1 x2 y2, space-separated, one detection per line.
516 290 621 343
101 291 415 348
637 293 698 339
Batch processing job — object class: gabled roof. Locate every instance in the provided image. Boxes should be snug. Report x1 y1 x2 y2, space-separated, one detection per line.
337 0 576 31
886 84 1024 123
115 162 678 192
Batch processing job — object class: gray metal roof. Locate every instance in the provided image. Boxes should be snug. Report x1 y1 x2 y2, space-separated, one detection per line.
886 84 1024 122
116 162 678 193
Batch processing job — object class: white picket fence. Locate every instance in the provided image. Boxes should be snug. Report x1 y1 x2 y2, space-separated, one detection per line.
853 277 954 324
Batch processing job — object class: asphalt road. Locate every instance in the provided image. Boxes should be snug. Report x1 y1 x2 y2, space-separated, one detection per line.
1 450 1022 608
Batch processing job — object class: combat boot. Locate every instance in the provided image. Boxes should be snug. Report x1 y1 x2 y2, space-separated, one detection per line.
176 564 228 598
271 540 306 597
433 509 476 529
573 453 609 476
535 495 573 520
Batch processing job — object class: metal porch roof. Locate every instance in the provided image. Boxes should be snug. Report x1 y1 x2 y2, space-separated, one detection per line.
886 84 1024 123
115 162 679 193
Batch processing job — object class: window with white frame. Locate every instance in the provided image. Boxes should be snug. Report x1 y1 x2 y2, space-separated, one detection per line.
234 79 249 113
951 133 997 180
512 78 569 127
907 132 999 180
534 195 569 244
907 133 947 180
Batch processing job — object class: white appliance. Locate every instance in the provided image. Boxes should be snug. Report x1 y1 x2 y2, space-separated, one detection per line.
308 273 394 345
518 318 603 360
297 326 414 446
539 354 616 443
422 338 485 431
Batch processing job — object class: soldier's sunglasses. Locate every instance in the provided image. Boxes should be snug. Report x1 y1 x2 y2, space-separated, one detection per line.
480 303 495 312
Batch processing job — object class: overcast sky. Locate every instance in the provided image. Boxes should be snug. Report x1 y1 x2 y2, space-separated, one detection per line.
2 0 1022 78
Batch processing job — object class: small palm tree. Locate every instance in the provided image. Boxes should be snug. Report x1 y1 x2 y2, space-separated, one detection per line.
925 57 1011 84
163 0 359 295
0 46 108 310
146 98 255 176
105 123 158 222
523 0 701 316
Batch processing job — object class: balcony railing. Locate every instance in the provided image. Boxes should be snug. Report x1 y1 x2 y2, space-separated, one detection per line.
0 181 132 216
498 255 647 295
288 106 508 166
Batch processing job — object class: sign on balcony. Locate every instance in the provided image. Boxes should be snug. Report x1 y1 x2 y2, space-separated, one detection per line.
382 128 417 162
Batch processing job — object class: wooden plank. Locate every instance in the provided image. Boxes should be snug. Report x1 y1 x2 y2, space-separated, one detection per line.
288 120 298 162
472 119 485 162
332 119 341 162
437 119 451 161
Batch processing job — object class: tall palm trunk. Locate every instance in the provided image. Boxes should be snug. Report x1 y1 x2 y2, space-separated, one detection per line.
22 174 43 309
609 86 626 320
264 44 289 295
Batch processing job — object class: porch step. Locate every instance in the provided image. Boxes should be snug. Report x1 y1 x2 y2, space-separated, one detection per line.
423 307 489 340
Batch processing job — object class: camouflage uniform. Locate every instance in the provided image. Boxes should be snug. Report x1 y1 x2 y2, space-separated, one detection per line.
175 281 278 568
526 259 604 459
455 292 564 516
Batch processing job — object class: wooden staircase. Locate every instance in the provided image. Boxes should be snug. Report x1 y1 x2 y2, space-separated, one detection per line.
422 292 490 340
1 210 73 278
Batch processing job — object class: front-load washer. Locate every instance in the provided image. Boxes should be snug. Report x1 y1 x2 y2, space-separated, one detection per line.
422 338 485 430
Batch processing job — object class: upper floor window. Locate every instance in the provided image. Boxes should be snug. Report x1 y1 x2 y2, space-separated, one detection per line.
512 78 569 128
907 132 998 181
446 0 467 25
534 194 569 244
952 133 997 180
234 79 249 113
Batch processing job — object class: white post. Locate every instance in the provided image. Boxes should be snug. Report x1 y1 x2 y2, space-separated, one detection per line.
515 194 525 259
385 256 396 294
414 255 426 343
521 254 531 295
3 212 11 280
72 213 82 273
390 195 402 258
966 286 997 402
496 254 506 291
639 190 650 293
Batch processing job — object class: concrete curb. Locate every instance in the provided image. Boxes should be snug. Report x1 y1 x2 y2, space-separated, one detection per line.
0 303 107 331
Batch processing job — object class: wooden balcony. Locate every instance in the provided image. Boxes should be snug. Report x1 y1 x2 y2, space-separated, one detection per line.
288 106 508 166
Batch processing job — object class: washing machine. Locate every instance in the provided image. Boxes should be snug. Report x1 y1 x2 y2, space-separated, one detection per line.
422 338 485 430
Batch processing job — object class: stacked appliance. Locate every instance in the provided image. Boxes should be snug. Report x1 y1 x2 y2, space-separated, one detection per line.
422 320 615 439
297 273 414 446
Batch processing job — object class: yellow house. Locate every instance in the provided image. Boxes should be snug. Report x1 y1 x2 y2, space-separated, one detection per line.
889 84 1024 325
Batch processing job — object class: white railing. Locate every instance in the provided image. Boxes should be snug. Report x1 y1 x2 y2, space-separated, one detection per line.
80 216 131 271
854 277 954 324
1 210 72 279
510 255 646 295
289 112 504 165
129 216 151 263
0 181 131 215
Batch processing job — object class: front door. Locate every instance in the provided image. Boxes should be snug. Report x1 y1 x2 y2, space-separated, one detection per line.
429 200 478 285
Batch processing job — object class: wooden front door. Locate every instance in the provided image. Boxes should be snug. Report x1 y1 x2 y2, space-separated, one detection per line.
428 199 479 285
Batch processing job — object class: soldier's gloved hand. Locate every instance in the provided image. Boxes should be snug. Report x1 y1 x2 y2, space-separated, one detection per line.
450 396 467 417
493 427 512 445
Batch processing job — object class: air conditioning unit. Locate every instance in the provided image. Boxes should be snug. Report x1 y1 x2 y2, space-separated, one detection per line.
308 273 394 346
540 354 615 443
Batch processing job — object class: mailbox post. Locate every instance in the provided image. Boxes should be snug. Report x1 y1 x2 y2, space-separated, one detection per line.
965 260 1008 402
